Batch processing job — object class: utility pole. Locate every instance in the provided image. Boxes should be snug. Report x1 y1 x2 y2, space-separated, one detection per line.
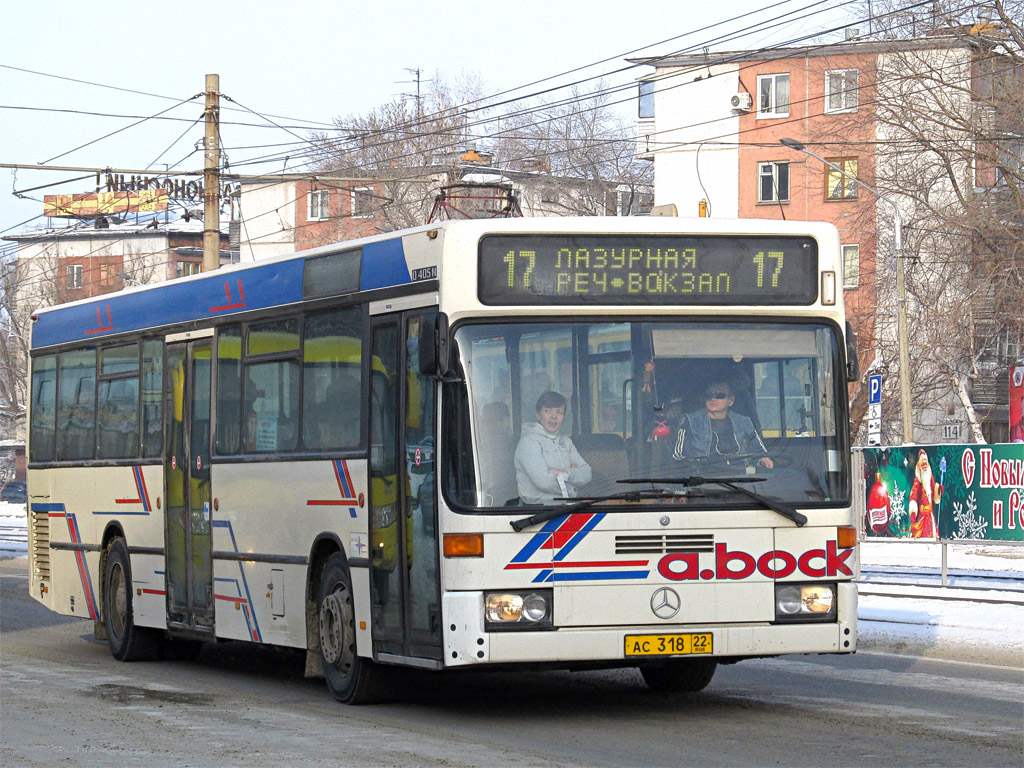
203 74 221 272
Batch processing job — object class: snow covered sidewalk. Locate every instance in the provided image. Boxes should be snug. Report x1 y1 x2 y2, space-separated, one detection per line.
858 540 1024 668
3 503 1021 668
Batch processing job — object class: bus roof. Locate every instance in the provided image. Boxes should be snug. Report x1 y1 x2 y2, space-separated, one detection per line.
29 217 839 350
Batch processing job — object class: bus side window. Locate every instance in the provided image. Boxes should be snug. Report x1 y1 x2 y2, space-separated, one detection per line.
216 325 242 455
57 347 96 461
30 355 57 462
303 307 363 451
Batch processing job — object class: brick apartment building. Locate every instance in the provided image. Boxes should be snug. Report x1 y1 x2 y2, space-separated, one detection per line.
635 26 1021 443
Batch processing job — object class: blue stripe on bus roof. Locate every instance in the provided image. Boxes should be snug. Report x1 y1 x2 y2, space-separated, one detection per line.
32 258 305 348
360 238 410 291
31 237 413 349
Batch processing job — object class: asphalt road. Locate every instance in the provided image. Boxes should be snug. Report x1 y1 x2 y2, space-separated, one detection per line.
2 558 1021 768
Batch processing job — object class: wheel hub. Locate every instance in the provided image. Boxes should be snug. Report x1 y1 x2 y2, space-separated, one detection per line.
319 590 346 665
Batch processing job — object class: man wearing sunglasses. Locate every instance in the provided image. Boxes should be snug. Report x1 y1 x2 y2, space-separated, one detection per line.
671 379 774 469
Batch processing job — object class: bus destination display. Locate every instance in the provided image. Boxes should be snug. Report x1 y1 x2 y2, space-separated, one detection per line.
478 234 819 305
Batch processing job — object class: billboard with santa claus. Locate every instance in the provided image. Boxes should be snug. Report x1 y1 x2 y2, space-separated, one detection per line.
861 444 1024 541
1010 365 1023 443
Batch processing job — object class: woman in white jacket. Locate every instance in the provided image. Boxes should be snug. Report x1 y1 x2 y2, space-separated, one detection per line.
514 391 592 504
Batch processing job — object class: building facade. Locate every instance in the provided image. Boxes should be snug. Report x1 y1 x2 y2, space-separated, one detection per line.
636 29 1020 444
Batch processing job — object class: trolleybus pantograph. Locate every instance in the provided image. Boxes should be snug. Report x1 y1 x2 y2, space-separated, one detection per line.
27 216 860 703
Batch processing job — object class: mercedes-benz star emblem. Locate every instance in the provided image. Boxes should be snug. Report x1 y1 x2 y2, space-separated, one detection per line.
650 587 681 620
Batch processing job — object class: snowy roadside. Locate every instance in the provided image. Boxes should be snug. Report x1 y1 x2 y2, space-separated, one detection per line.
3 502 1021 668
858 540 1024 667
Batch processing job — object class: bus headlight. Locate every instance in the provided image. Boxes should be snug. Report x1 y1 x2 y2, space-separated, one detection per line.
774 583 837 622
484 590 553 631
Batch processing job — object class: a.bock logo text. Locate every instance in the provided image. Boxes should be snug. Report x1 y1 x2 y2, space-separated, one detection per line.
657 541 853 581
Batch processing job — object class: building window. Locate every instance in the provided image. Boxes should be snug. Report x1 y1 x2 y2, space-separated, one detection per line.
825 69 859 113
758 162 789 203
540 188 559 204
638 81 655 119
842 244 860 289
176 261 202 278
996 330 1021 364
308 190 329 221
66 264 83 290
99 264 117 287
757 73 790 117
617 189 654 216
351 187 373 218
825 157 859 199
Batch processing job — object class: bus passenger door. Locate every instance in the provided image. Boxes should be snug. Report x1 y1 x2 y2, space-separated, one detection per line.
164 340 215 636
368 310 442 663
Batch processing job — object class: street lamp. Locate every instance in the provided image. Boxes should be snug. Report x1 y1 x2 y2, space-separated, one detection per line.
780 138 914 443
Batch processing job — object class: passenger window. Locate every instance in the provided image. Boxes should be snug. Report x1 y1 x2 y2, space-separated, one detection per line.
303 307 363 451
141 340 163 458
243 318 301 453
216 325 242 455
30 355 57 462
97 344 140 459
57 348 96 461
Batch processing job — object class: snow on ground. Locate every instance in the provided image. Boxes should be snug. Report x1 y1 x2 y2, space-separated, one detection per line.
2 501 1021 666
1 501 28 558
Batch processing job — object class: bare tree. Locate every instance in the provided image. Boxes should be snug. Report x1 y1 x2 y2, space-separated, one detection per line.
492 82 653 215
310 76 652 225
0 249 29 446
836 1 1023 443
309 74 488 230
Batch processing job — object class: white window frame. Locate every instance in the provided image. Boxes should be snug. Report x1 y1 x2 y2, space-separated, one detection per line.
757 73 790 118
307 190 329 221
758 161 789 203
825 69 859 113
67 264 83 290
350 187 373 219
842 244 860 289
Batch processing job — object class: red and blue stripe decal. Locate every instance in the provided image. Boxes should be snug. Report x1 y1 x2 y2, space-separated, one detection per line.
33 503 100 620
114 466 152 512
211 519 263 642
505 512 650 583
306 460 359 516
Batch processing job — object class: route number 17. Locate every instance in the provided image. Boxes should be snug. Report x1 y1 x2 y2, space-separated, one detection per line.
503 250 536 288
753 251 784 288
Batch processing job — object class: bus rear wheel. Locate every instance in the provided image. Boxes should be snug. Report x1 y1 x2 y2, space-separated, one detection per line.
640 660 717 692
103 537 160 661
318 553 387 704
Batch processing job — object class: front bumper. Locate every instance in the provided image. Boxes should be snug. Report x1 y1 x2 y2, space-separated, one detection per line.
443 581 857 667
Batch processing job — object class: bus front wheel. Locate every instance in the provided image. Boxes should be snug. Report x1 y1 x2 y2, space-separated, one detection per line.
318 552 388 704
640 659 717 692
103 537 160 661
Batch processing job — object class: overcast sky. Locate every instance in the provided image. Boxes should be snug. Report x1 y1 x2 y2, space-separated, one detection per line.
0 0 859 237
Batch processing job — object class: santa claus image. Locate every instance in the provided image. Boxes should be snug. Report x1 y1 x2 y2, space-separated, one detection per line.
908 449 942 538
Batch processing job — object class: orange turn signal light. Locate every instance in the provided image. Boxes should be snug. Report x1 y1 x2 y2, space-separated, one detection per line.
443 533 484 557
837 526 858 549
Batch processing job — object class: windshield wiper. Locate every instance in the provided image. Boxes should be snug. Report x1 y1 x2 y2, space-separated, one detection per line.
621 477 807 527
510 489 685 532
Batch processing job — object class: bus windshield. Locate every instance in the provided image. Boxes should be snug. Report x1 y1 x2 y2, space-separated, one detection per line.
446 319 849 512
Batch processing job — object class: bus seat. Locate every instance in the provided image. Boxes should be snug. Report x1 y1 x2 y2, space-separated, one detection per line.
572 433 630 496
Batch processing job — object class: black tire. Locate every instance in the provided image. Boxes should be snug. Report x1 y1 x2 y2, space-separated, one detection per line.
640 659 717 692
103 537 160 661
318 553 388 704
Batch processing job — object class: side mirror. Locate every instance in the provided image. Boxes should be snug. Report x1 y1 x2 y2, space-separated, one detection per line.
845 321 860 382
418 312 450 378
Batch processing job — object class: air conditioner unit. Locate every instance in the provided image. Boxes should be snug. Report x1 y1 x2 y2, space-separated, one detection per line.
730 92 752 111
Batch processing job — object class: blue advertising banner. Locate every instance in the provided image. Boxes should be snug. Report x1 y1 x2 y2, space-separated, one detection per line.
861 444 1024 541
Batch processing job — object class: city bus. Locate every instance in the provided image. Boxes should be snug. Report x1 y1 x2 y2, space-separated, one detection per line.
26 216 859 703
